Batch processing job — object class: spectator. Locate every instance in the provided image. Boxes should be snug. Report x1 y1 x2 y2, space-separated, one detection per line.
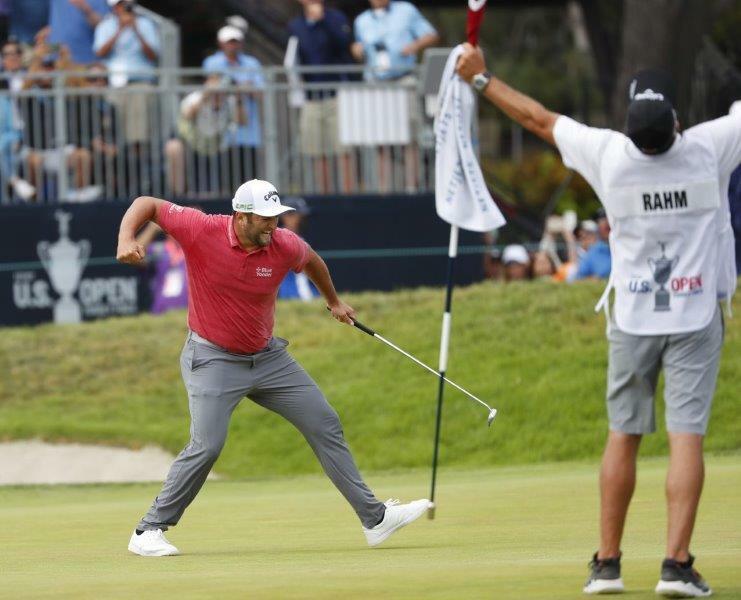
536 212 579 281
729 101 741 275
731 163 741 276
482 228 504 281
19 44 95 200
9 0 50 44
531 250 555 279
93 0 159 195
0 0 9 46
0 78 34 201
67 63 118 195
2 39 25 91
93 0 158 87
484 246 504 281
574 209 611 280
576 219 598 256
165 73 246 197
351 0 439 192
46 0 110 65
202 25 264 183
288 0 354 193
278 196 319 301
502 244 531 281
351 0 439 82
135 221 188 315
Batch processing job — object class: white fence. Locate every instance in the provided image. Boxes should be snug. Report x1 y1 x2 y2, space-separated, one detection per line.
0 65 443 204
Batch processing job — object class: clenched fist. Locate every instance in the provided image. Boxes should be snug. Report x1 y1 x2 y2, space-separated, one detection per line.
117 239 146 264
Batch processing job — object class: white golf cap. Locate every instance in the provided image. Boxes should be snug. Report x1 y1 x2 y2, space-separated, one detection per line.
502 244 530 265
217 25 244 43
232 179 295 217
107 0 129 6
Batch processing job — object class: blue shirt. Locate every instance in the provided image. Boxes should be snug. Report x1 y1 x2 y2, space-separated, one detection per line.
575 240 612 280
93 14 160 84
353 1 436 80
287 9 353 83
10 0 50 43
49 0 110 64
730 165 741 275
202 52 264 147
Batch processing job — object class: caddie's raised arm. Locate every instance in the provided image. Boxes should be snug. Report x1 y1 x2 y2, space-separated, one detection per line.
116 195 166 265
455 43 559 146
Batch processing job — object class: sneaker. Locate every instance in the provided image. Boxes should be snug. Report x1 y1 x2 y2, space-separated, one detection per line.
363 498 429 547
655 555 712 597
583 552 624 594
10 177 36 201
64 185 103 203
127 529 179 557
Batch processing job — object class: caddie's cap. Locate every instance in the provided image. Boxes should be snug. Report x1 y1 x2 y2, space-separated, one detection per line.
217 25 244 44
625 68 677 154
232 179 294 217
502 244 530 266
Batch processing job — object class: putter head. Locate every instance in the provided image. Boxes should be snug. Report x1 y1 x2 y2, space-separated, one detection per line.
487 408 498 427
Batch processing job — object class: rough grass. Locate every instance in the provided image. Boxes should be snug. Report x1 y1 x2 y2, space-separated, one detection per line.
1 281 739 478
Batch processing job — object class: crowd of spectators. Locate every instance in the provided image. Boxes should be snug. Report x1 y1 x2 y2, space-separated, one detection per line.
0 0 444 201
0 0 163 202
485 209 613 284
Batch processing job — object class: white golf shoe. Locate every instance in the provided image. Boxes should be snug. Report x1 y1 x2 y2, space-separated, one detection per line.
363 498 429 547
128 529 180 557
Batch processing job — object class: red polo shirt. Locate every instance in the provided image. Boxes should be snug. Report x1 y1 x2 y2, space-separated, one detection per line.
157 202 311 353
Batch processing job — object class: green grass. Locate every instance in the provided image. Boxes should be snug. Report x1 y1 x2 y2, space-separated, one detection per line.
1 457 740 599
1 281 739 478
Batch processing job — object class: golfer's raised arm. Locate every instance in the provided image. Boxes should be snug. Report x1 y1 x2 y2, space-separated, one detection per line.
303 249 356 325
456 43 559 146
116 196 166 265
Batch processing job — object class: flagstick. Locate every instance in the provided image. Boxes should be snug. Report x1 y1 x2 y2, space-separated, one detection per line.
428 224 459 519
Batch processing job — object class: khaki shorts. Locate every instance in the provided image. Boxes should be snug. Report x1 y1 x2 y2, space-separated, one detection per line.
299 97 341 157
606 305 724 435
109 82 157 143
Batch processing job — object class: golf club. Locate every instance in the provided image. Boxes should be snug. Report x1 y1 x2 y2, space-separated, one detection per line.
336 311 498 426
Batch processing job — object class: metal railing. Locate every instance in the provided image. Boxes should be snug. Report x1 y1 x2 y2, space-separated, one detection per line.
0 65 441 204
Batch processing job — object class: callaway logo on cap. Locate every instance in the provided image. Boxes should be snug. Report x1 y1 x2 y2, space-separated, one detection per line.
231 179 295 217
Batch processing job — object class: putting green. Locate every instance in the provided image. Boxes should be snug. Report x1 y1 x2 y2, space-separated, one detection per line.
1 457 739 599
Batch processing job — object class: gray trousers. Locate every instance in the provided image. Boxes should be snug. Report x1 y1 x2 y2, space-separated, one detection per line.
138 331 385 530
606 306 724 435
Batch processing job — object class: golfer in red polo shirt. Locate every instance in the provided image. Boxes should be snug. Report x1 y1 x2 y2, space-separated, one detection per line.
116 179 428 556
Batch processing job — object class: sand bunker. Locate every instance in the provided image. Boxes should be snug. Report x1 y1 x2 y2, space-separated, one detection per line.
0 440 185 485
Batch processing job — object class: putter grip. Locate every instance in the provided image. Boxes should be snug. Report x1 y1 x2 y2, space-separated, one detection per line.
325 307 376 336
352 319 376 337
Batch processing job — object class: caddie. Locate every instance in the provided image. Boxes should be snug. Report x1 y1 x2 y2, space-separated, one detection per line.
116 179 429 556
456 45 739 597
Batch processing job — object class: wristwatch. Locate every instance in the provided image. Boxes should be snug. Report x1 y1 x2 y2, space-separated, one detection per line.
471 71 492 93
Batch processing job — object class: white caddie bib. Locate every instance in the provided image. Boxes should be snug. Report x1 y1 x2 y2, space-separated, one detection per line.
596 136 724 335
554 115 737 336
